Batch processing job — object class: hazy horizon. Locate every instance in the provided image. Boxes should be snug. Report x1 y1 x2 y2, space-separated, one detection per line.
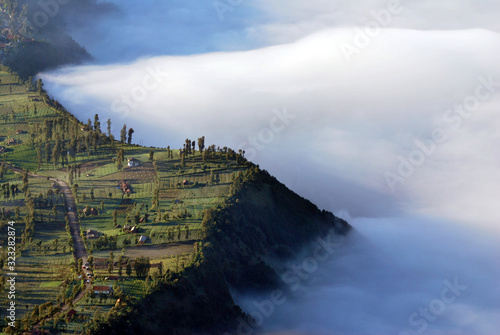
39 0 500 333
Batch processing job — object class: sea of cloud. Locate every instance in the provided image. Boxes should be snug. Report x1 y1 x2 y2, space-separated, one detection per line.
42 27 500 225
39 0 500 333
237 216 500 335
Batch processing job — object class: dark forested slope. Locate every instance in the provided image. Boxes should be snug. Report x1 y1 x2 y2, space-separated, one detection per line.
82 166 351 335
1 0 98 78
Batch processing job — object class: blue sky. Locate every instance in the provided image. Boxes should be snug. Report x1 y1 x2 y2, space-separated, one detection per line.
67 0 266 62
67 0 500 64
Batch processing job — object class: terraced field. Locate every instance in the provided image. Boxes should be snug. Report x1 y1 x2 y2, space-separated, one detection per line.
0 69 250 333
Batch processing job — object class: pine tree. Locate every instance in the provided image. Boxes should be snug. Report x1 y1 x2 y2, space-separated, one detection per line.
127 128 134 144
37 79 43 95
22 170 28 193
107 119 112 137
44 119 53 141
126 261 132 276
198 136 205 153
94 114 101 133
120 125 127 143
116 149 124 170
185 139 191 155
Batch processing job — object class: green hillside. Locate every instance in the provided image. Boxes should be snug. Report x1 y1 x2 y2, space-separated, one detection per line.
0 67 351 335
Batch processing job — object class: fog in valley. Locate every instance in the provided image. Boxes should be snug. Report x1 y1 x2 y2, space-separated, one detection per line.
39 0 500 333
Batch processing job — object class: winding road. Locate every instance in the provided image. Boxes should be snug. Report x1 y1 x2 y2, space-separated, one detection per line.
7 165 92 304
53 177 92 296
56 178 89 269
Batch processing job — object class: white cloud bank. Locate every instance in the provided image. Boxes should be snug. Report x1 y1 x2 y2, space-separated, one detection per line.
236 216 500 334
42 27 500 228
41 1 500 333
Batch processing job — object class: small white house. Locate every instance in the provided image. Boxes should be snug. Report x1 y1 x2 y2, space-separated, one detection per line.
93 286 113 295
127 158 141 167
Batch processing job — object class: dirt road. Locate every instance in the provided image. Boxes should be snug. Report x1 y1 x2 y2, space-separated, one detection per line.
54 178 88 265
51 178 92 294
7 165 92 327
7 165 92 296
